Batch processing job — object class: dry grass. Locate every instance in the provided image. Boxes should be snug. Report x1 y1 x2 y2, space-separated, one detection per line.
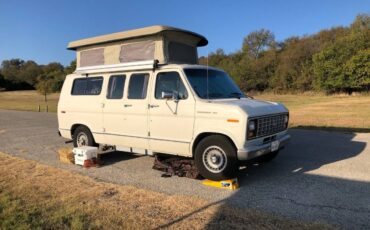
0 152 332 229
254 93 370 131
0 90 58 112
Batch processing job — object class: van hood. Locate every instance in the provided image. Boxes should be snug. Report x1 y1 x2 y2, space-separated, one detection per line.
210 98 288 117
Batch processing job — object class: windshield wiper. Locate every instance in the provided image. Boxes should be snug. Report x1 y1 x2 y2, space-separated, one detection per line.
228 92 244 99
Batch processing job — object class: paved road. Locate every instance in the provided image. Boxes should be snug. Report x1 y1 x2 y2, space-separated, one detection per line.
0 109 369 229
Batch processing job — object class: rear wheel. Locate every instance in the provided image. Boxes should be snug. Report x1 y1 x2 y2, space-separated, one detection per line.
194 135 238 181
73 126 96 147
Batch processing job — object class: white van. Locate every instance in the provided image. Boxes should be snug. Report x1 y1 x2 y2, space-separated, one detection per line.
58 26 290 180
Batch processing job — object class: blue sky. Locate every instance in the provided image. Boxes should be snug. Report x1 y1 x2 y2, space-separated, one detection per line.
0 0 369 66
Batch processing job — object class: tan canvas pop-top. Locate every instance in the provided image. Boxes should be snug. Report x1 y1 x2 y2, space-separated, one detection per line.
68 25 208 68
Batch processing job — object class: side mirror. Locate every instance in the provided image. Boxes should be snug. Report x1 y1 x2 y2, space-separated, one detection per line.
161 91 174 100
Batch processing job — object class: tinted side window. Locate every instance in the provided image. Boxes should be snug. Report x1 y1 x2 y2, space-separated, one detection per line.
71 77 103 95
128 73 149 99
86 78 103 95
71 78 86 95
107 75 126 99
155 72 188 99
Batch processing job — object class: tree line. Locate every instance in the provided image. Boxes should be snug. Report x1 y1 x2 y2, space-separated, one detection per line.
0 14 369 95
200 14 369 94
0 59 75 100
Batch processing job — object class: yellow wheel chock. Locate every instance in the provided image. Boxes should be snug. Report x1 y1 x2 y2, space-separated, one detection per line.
202 178 239 190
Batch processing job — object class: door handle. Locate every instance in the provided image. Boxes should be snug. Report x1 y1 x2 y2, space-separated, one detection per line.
124 104 132 107
149 104 159 108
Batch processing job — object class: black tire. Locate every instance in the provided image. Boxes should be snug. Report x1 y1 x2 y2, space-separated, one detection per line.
255 151 279 164
194 135 238 181
73 126 97 148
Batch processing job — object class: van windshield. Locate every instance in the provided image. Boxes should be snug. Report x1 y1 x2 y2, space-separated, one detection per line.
184 69 245 99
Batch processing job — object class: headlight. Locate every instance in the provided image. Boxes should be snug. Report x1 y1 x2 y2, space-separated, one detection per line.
248 120 256 131
284 114 289 128
247 119 257 139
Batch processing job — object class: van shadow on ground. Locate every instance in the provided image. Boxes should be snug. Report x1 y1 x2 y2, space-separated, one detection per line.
156 129 370 229
98 151 142 166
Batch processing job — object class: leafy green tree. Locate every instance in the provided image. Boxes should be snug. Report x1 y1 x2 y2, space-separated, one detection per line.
244 49 277 91
200 16 369 94
36 74 54 102
0 59 42 90
242 29 276 59
271 37 316 92
207 49 249 89
313 40 352 93
19 61 43 86
65 60 76 75
238 29 277 92
313 14 370 93
35 62 66 100
41 62 65 92
0 73 5 90
1 59 25 84
344 49 370 91
350 14 370 33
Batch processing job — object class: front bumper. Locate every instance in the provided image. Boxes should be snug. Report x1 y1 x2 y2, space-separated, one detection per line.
237 132 290 161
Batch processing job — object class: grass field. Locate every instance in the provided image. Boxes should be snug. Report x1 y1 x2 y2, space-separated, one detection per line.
254 93 370 131
0 90 369 131
0 152 332 229
0 90 59 113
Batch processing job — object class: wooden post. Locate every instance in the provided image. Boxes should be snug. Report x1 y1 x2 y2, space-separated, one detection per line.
46 105 48 113
38 105 40 112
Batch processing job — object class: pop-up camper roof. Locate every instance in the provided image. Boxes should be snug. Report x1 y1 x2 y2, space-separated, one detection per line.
68 25 208 69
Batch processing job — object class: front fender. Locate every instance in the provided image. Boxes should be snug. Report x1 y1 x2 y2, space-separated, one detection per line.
190 128 241 156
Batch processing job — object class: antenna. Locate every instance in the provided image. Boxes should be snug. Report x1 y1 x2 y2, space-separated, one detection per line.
206 49 209 100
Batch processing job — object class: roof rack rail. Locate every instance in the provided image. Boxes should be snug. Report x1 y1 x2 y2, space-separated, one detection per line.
74 60 159 74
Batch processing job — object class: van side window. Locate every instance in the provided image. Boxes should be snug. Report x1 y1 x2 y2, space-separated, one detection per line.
71 77 103 95
107 75 126 99
155 72 188 99
128 73 149 99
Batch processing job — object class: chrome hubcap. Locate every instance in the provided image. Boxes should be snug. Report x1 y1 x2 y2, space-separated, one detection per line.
202 146 227 173
77 133 88 147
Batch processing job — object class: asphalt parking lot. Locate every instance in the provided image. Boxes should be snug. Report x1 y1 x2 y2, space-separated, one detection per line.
0 109 369 229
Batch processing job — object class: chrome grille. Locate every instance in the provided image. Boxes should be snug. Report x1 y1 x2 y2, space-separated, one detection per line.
256 114 286 138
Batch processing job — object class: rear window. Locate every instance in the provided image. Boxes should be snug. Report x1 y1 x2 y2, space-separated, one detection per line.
128 73 149 99
71 77 103 95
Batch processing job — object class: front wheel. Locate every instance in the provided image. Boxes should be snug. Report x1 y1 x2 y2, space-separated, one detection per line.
194 135 238 181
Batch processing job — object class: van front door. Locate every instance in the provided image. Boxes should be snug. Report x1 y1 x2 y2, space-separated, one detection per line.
148 71 195 156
